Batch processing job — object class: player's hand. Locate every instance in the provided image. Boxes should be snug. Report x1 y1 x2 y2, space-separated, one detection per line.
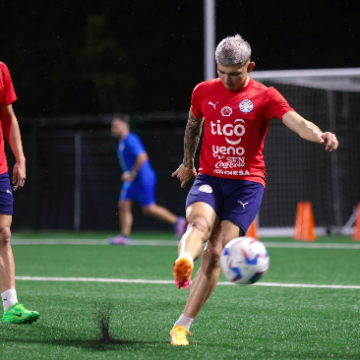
12 161 26 192
122 171 135 182
171 164 197 188
319 132 339 152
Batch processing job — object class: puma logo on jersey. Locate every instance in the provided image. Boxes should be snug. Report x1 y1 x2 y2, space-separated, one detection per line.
238 200 248 209
208 101 219 109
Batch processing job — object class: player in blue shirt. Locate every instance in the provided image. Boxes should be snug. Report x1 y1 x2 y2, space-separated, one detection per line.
109 115 187 244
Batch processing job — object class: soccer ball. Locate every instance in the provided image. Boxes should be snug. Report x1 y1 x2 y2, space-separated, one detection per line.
220 237 269 285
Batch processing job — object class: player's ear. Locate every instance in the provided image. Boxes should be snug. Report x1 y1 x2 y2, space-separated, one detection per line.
247 61 255 73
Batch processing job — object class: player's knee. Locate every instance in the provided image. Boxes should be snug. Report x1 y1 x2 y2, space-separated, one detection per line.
119 202 130 214
188 217 212 239
141 205 154 216
202 246 221 276
0 227 11 247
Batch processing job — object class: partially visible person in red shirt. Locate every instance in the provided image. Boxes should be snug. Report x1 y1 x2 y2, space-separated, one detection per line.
0 62 39 324
169 35 338 346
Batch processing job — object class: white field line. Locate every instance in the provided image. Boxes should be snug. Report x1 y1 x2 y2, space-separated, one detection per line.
15 276 360 289
260 242 360 249
10 239 360 249
11 239 178 246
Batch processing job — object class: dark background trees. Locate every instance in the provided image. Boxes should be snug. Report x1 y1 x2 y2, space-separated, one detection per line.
1 0 359 116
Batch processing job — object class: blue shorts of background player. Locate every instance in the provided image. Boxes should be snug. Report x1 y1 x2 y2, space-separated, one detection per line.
120 170 157 207
110 169 187 244
186 174 264 235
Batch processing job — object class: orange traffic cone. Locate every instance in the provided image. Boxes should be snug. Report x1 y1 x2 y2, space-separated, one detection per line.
352 203 360 241
293 201 304 240
246 220 259 239
293 201 316 241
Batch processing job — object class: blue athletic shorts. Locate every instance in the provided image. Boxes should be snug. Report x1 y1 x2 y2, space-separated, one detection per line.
186 174 264 234
119 171 156 207
0 172 14 215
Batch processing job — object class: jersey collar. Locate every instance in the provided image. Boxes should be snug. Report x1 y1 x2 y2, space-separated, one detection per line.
217 77 253 94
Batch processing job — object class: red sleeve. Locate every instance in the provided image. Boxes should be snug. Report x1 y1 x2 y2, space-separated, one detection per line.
265 87 293 121
0 62 17 106
190 83 204 119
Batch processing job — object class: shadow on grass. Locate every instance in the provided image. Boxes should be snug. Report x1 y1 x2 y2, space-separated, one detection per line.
3 337 169 352
2 337 241 353
1 306 242 353
2 305 169 352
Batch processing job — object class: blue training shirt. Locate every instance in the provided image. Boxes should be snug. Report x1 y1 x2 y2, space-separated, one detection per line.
117 132 154 178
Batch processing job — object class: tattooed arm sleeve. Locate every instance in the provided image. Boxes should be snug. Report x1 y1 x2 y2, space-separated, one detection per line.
183 110 204 168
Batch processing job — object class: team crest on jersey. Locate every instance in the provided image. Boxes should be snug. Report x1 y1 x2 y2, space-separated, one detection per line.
239 99 253 113
199 185 213 193
221 106 232 116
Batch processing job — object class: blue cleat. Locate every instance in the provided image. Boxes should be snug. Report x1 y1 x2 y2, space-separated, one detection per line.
108 235 131 245
175 217 188 240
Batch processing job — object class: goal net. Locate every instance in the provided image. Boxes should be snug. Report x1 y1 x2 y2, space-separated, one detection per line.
250 68 360 235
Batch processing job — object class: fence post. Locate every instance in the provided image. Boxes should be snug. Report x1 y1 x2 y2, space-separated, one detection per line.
74 132 82 230
326 90 342 231
31 121 39 230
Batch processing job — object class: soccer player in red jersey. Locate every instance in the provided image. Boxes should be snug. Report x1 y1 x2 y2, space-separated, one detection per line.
169 35 338 345
0 62 39 324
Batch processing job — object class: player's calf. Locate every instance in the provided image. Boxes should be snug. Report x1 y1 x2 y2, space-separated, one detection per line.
201 243 222 277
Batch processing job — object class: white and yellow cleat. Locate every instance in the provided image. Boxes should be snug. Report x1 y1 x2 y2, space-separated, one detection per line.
170 325 193 346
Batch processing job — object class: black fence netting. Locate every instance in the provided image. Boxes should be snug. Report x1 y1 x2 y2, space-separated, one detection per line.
8 114 189 231
7 85 360 232
260 82 360 230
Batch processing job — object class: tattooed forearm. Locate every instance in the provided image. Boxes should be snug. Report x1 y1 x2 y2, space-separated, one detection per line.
183 110 204 168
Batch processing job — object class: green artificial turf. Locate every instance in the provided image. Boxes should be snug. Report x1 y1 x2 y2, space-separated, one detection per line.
0 233 359 359
11 244 360 285
1 283 359 360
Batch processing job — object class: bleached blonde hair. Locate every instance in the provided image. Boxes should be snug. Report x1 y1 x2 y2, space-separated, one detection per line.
215 34 251 67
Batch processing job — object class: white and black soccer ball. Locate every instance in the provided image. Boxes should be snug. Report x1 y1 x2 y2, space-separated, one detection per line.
220 237 269 285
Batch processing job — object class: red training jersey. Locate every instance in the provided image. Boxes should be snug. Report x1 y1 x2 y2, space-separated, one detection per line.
0 62 17 175
191 78 294 187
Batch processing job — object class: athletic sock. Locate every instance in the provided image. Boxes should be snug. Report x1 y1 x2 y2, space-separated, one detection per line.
177 252 194 265
2 289 18 311
174 314 194 331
